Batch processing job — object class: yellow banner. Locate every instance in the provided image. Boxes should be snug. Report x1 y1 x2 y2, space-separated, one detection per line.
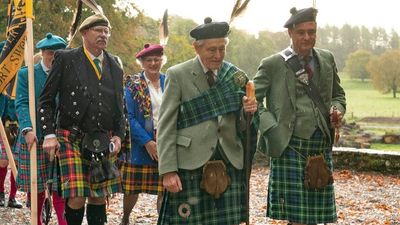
25 0 33 19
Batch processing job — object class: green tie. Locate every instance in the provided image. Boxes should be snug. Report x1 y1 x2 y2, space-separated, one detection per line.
93 58 102 74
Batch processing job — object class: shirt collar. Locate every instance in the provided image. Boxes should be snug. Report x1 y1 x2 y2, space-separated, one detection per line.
288 46 313 59
197 56 218 75
87 50 104 62
40 60 50 74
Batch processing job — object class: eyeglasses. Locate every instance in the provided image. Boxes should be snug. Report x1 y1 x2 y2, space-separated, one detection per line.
90 26 111 36
143 57 162 63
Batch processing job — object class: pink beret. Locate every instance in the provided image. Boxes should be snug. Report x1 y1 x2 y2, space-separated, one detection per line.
135 44 164 59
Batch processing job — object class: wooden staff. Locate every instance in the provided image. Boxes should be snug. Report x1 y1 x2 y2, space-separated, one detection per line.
0 120 18 178
26 1 38 224
245 80 255 225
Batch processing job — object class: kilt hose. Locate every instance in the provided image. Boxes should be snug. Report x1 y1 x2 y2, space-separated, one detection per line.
158 164 246 225
267 129 337 224
16 141 49 192
56 129 121 198
120 162 163 195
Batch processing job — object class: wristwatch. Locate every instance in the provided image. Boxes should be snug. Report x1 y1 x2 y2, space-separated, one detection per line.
22 128 33 136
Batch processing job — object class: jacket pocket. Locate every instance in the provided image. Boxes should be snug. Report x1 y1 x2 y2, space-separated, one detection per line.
176 134 192 148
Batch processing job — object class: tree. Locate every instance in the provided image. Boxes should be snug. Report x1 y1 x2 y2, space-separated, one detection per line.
366 49 400 98
390 30 399 49
344 49 373 81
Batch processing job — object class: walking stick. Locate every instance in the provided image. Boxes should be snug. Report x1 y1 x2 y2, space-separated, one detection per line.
245 80 255 225
44 152 56 225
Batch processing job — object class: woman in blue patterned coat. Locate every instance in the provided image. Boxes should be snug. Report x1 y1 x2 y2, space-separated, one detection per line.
120 44 166 225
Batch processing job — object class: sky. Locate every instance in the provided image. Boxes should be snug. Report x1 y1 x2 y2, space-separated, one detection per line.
131 0 398 36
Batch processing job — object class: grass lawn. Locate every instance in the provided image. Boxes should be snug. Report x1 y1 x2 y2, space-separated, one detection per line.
340 77 400 120
370 143 400 152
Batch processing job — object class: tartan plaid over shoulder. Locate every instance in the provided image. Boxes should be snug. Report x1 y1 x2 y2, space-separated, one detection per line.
177 61 247 129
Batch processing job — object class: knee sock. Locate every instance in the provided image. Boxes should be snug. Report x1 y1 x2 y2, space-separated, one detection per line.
0 167 6 193
86 204 107 225
37 191 46 225
9 172 17 198
65 203 85 225
52 192 67 225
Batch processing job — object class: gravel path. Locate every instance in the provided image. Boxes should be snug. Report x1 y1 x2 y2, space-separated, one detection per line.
0 167 399 225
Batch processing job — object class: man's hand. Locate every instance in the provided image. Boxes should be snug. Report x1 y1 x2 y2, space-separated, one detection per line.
242 96 257 114
330 106 343 128
24 131 38 151
110 136 121 155
163 172 183 193
42 137 60 154
144 140 158 161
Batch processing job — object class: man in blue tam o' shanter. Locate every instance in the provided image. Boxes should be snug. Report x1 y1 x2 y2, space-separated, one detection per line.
15 32 67 225
157 17 257 225
254 6 345 225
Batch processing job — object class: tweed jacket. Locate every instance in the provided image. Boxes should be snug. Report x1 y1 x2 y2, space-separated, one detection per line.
125 72 165 165
38 47 125 139
157 57 245 175
254 48 346 157
15 63 48 141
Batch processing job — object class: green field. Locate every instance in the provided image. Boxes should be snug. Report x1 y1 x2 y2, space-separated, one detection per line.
340 77 400 120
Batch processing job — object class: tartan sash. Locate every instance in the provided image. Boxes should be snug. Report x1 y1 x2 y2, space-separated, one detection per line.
177 61 247 129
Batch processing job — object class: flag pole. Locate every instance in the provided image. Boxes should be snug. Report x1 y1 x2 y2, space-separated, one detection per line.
25 0 38 224
0 120 18 178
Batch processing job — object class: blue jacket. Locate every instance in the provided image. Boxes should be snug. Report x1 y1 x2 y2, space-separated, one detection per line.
125 72 165 165
0 94 17 121
15 63 48 141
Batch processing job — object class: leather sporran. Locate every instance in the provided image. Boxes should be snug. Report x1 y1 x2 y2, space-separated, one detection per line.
81 132 118 184
200 160 231 199
304 154 333 190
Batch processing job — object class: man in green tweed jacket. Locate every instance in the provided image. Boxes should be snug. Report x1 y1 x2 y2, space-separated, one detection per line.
157 17 257 225
254 7 346 225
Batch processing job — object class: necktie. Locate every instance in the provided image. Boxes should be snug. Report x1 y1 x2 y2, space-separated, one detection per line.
303 56 313 79
206 70 216 87
93 58 102 74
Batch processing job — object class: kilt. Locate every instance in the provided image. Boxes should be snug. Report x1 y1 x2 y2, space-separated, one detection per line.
16 140 49 192
57 129 121 198
267 129 337 224
0 133 17 161
158 163 245 225
120 162 163 195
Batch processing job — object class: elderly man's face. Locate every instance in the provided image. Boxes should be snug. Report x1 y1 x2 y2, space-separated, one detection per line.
82 25 110 52
288 21 317 56
194 38 226 71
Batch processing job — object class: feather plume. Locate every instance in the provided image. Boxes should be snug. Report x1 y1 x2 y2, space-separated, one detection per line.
229 0 250 24
159 9 169 46
67 0 83 46
81 0 104 15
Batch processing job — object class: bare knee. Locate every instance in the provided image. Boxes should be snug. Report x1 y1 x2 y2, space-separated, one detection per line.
0 160 8 168
88 197 106 205
68 197 86 209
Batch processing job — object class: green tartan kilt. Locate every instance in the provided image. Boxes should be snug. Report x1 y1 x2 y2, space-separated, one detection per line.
16 141 49 192
57 129 122 198
0 135 17 160
158 164 246 225
120 162 163 195
267 129 337 224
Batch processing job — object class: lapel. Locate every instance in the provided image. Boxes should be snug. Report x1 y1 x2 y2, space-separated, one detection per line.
191 57 209 93
72 47 90 90
283 58 296 109
313 49 325 85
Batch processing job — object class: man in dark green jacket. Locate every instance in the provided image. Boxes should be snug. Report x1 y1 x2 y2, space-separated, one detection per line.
254 7 346 225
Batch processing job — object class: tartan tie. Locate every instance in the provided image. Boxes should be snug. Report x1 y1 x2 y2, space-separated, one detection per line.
303 56 313 79
206 70 216 87
93 58 102 74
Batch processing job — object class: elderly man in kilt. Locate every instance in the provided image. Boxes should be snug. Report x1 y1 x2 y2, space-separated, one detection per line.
15 33 67 225
15 33 68 225
157 17 257 225
254 7 346 225
38 14 125 225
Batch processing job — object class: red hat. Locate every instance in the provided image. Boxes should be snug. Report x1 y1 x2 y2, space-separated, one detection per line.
135 44 164 59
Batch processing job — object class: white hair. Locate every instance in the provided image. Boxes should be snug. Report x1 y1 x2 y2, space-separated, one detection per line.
136 55 168 69
193 37 230 47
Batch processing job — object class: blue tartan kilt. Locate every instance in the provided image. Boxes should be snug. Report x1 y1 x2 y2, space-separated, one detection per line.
267 129 337 224
158 163 246 225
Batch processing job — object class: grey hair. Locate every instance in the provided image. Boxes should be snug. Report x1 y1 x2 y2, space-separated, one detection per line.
136 55 168 69
193 37 230 47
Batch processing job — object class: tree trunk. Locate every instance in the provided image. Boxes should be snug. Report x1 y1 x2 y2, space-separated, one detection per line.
392 83 397 98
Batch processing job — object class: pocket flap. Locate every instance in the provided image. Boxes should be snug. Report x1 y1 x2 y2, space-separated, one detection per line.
176 135 191 147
